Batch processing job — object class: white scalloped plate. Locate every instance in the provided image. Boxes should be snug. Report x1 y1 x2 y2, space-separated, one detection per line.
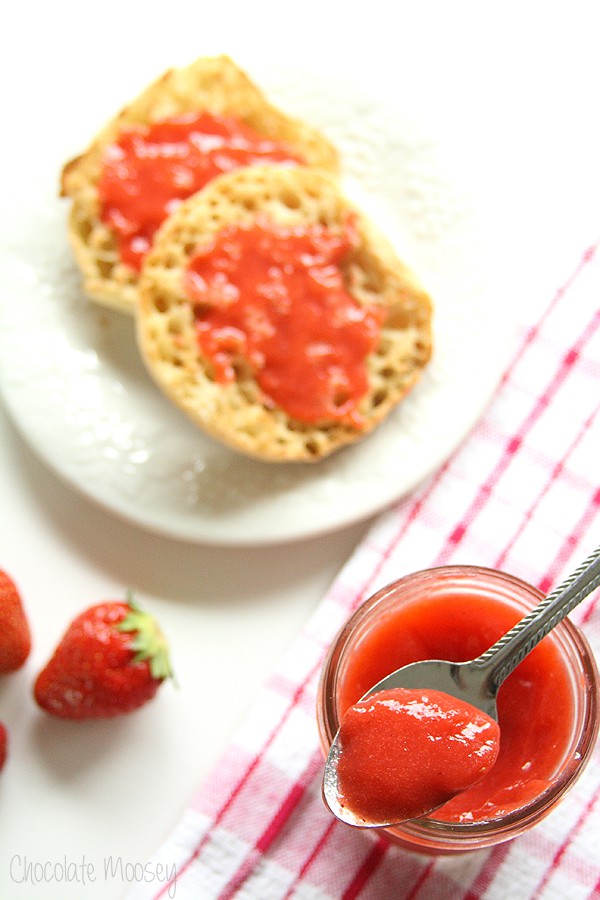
0 62 511 546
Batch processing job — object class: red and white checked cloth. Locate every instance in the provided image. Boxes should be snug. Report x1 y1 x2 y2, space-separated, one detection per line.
131 242 600 900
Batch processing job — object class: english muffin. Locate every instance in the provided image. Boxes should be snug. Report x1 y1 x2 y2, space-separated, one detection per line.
61 55 339 314
137 165 433 463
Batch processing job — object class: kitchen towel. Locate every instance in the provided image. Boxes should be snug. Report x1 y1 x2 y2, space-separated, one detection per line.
129 240 600 899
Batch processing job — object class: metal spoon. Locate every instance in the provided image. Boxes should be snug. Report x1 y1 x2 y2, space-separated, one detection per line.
323 546 600 827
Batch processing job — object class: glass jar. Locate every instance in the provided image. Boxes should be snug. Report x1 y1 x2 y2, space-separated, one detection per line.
316 565 599 854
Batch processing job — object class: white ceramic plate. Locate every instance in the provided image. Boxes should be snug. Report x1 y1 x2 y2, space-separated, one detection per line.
0 63 511 546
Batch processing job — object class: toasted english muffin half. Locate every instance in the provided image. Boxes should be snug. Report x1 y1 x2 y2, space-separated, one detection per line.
136 165 433 463
61 55 339 315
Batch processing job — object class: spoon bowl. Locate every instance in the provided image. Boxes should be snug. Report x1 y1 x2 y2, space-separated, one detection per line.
323 546 600 828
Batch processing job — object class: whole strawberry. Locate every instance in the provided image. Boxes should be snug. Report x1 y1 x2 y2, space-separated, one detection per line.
34 597 172 719
0 569 32 673
0 722 7 771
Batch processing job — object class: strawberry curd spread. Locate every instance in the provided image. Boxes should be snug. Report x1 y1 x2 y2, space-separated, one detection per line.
336 687 500 824
185 215 384 424
337 590 575 822
97 112 304 270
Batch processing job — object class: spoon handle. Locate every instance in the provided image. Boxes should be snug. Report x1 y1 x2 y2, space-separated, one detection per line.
475 545 600 691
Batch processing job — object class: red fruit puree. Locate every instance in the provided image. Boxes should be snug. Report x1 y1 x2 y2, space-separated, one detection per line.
337 591 575 822
337 687 500 824
97 112 304 271
185 215 383 425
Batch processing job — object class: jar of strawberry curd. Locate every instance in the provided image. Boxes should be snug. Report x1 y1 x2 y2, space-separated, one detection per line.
317 566 599 854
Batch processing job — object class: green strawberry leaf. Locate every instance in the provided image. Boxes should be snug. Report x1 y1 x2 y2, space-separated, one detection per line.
117 599 173 682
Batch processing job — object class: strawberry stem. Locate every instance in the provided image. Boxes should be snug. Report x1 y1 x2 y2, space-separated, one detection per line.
117 599 173 681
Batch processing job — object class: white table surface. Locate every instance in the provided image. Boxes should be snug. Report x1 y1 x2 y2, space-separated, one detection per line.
1 3 600 898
